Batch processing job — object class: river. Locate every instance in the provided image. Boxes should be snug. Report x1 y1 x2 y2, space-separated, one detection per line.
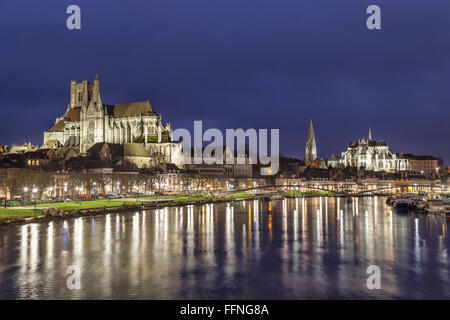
0 197 449 299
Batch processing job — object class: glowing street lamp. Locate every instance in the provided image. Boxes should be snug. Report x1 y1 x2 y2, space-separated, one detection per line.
32 187 38 211
134 185 139 201
22 187 28 204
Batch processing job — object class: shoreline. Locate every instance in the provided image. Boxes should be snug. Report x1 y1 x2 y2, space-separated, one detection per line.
0 193 388 227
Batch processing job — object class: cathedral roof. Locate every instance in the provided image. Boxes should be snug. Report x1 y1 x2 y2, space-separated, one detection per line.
110 101 156 118
87 142 123 159
123 143 151 157
66 107 81 121
88 142 151 158
48 107 81 132
368 140 387 147
348 140 387 148
48 119 65 132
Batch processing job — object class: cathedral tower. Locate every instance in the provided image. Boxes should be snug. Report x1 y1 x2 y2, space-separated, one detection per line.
305 119 317 166
80 74 104 153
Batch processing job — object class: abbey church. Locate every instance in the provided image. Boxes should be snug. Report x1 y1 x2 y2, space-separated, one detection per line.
43 75 183 167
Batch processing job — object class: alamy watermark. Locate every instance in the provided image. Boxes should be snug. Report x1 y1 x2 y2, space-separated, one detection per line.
67 265 81 290
173 121 279 175
366 265 381 290
66 5 381 31
66 5 81 30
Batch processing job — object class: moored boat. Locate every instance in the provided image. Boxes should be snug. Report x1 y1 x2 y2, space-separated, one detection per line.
425 199 445 215
263 194 285 201
414 201 427 212
394 198 412 213
386 196 395 206
444 206 450 220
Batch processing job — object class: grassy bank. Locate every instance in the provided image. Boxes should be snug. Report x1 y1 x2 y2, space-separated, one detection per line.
0 200 142 219
0 208 43 219
230 192 254 199
284 190 334 197
0 192 256 220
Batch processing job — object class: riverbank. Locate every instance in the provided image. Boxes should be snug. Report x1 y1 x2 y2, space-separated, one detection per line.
0 191 390 226
0 192 258 226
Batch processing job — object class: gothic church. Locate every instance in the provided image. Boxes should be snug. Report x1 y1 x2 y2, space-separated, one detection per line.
43 75 183 167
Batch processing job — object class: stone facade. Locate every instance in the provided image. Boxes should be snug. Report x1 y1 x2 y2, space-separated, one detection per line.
328 128 410 172
43 75 183 168
403 154 439 174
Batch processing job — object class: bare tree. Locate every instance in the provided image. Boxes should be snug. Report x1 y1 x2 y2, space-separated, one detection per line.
70 172 96 197
135 172 158 194
0 168 28 199
92 173 112 195
29 170 54 199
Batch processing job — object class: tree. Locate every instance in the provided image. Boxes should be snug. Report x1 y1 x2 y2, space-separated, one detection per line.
70 172 96 197
0 168 28 199
136 172 158 194
113 173 136 194
180 171 196 192
92 173 112 195
29 170 54 199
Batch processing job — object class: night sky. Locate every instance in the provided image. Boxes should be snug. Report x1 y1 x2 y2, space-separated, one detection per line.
1 1 449 165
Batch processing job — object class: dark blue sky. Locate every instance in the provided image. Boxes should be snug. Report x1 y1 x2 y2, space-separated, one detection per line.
1 0 449 165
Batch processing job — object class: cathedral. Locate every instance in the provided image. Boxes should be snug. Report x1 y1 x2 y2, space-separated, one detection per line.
328 127 410 172
43 75 183 167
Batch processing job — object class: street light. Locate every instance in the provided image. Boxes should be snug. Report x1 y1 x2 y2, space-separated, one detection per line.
134 185 139 201
32 187 37 211
23 187 28 204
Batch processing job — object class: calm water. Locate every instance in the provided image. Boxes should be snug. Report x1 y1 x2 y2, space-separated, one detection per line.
0 197 449 299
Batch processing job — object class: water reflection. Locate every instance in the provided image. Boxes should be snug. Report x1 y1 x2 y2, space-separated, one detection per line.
1 197 450 299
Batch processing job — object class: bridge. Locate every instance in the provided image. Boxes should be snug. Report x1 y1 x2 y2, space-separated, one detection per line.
223 184 444 196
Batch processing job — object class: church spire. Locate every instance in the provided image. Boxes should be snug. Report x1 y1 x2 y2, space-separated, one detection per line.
307 118 315 140
305 119 317 166
369 126 372 141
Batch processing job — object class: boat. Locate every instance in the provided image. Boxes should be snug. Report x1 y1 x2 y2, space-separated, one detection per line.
425 199 445 215
408 194 427 212
414 201 427 212
262 194 284 201
393 198 412 213
386 196 395 206
444 206 450 220
270 194 285 201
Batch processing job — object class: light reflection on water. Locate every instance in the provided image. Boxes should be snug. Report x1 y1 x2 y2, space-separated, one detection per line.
0 196 449 299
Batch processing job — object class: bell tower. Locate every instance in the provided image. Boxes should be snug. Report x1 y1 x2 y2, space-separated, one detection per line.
80 74 104 154
305 119 317 166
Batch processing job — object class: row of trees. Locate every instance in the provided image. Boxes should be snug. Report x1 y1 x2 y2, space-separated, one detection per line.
0 168 240 199
0 168 52 199
0 168 164 199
